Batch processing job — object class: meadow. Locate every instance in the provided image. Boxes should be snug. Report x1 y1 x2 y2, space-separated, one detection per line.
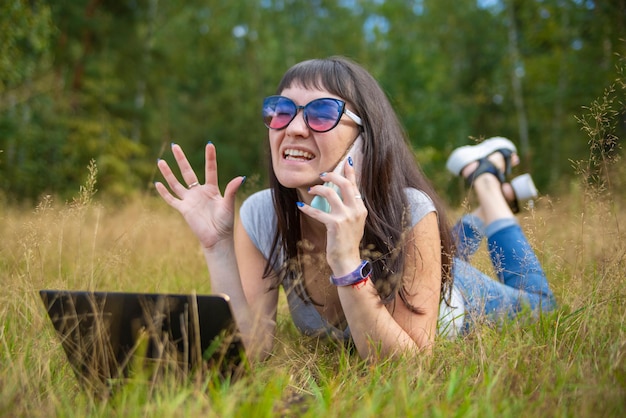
0 149 624 418
3 70 626 416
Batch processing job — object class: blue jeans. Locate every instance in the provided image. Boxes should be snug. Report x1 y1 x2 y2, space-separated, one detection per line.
451 214 556 332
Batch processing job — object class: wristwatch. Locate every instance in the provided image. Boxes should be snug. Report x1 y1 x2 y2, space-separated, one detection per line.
329 260 372 287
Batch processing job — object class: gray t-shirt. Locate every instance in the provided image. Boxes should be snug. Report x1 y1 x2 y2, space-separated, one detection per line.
239 188 464 340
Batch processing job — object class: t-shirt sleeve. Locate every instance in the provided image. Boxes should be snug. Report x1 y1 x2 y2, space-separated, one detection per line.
238 189 277 261
405 188 437 226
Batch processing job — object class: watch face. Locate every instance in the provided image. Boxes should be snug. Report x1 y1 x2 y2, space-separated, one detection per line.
361 261 372 278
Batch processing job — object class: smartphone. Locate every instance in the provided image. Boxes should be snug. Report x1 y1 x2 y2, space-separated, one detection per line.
310 135 364 213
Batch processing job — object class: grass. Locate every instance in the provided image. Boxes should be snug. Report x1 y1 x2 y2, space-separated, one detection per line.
0 168 624 417
1 66 625 418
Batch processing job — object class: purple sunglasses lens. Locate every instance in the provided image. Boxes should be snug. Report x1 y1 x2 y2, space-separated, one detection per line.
262 96 343 132
305 99 343 132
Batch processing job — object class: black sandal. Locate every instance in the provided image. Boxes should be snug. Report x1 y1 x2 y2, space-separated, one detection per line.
463 157 525 214
464 158 505 186
499 148 515 177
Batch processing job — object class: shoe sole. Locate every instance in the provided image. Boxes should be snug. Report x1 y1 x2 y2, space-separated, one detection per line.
510 173 538 201
446 137 517 176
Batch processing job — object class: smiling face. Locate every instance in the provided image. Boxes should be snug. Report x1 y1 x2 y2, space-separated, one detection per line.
268 84 361 202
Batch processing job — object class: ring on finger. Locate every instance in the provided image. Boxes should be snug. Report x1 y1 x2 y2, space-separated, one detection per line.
188 181 200 189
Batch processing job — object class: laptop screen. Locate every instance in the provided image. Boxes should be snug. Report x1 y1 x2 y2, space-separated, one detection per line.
40 290 245 392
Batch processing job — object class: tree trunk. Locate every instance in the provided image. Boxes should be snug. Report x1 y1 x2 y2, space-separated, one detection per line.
506 0 530 170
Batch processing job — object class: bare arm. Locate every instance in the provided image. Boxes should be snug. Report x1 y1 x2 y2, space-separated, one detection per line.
199 233 277 361
233 217 279 359
299 160 442 360
337 212 442 359
155 143 278 361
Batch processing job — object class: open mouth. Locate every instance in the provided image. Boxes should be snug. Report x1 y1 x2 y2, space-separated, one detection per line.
284 149 314 162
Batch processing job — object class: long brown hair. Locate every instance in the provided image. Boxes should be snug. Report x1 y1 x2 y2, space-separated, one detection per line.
264 56 454 310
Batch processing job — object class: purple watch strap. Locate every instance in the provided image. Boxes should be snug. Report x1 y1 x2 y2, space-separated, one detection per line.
329 260 372 287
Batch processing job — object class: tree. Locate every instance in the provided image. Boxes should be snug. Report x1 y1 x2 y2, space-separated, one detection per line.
1 0 624 204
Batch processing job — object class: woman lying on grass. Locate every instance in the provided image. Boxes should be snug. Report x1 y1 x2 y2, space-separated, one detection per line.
155 56 556 361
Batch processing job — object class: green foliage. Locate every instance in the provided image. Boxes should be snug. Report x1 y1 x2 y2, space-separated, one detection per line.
0 0 624 203
0 0 54 89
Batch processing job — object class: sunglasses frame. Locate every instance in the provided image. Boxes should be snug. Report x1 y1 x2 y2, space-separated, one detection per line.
263 95 363 133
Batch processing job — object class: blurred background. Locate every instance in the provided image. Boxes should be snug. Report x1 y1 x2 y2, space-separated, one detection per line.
1 0 624 205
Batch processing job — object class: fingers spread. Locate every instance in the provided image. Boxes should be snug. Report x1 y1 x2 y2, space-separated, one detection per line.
154 181 180 209
157 158 187 196
172 143 200 186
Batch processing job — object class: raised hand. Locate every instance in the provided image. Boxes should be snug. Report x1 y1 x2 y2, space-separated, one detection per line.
155 143 245 250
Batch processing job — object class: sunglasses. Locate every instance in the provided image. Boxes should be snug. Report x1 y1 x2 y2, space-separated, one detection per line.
262 95 363 133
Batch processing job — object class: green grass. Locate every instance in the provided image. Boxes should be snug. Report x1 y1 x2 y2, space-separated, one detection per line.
0 168 624 417
2 72 626 416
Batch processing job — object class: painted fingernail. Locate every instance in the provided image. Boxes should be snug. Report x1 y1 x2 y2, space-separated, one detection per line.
348 156 353 166
241 176 247 185
207 140 213 145
320 172 327 177
296 201 305 208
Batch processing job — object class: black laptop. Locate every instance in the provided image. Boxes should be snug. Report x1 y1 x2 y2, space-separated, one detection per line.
40 290 245 393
